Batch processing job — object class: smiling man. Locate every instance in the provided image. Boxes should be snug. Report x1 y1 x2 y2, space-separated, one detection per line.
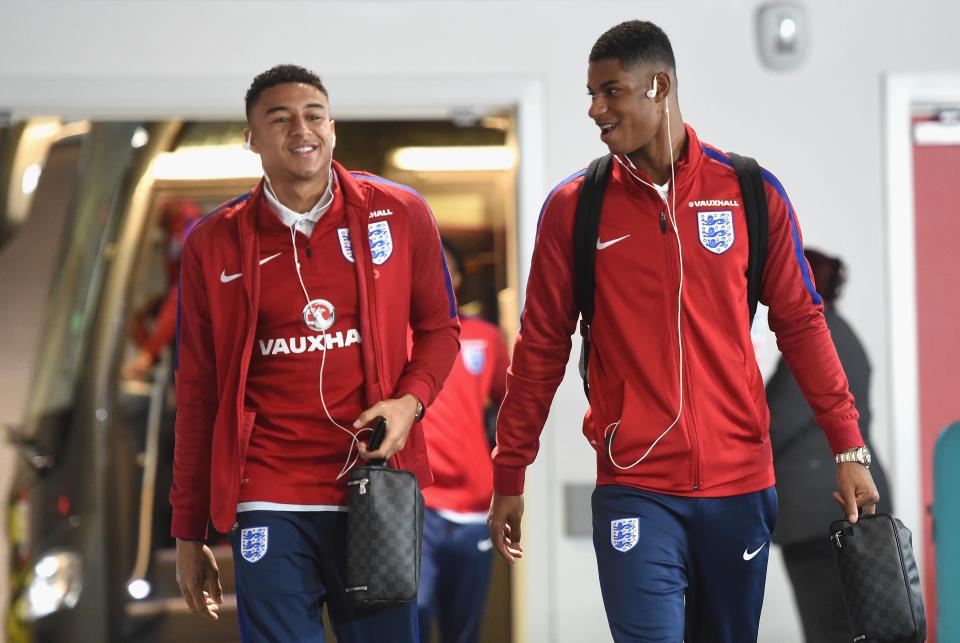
487 21 879 642
170 65 459 642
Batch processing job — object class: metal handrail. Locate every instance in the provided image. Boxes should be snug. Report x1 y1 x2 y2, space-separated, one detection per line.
126 349 171 588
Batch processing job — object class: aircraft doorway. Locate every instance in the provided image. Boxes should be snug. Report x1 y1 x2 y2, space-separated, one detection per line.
2 113 519 643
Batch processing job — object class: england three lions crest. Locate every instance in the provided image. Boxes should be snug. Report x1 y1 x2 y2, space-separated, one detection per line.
368 221 393 265
697 210 735 254
610 518 639 552
240 526 269 563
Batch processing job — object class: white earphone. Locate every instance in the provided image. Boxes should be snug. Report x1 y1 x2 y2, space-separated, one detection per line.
607 70 683 471
243 131 252 150
646 75 658 99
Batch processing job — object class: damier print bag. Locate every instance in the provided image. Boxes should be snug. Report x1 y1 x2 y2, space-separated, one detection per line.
830 513 927 642
345 418 424 606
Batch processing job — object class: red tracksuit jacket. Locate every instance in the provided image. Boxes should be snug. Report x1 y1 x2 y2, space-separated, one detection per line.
171 162 460 539
493 125 863 497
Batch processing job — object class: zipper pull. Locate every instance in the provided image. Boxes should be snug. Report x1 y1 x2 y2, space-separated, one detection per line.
306 242 312 259
660 211 667 234
831 529 844 549
359 479 368 495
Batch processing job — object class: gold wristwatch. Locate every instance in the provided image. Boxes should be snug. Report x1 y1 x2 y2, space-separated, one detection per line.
835 445 871 468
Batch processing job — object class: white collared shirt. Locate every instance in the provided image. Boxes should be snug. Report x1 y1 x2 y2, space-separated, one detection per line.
263 169 335 236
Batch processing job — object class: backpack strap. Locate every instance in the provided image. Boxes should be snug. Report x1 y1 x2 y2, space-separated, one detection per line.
727 152 769 324
573 154 613 399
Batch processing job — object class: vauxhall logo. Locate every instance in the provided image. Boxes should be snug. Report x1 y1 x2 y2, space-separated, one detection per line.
258 329 361 356
688 199 740 208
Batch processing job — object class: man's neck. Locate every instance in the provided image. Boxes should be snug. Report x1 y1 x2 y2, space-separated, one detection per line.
269 173 331 213
626 112 686 185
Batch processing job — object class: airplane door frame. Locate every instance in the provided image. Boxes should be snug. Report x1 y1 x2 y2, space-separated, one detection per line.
883 73 960 617
1 73 552 642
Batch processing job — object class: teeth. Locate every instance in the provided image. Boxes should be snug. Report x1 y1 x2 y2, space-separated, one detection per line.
600 124 615 131
293 146 315 153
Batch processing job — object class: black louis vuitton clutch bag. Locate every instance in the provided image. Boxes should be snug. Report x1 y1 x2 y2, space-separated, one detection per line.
830 513 926 643
345 418 424 606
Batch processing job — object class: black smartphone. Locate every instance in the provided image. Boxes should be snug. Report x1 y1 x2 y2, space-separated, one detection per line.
367 417 387 452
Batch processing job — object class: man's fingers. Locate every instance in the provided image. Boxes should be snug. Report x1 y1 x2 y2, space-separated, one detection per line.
353 404 384 430
206 571 223 604
508 515 523 546
839 487 860 524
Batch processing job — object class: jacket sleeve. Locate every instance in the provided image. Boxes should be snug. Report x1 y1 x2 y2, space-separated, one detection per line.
169 233 217 540
392 195 460 408
492 184 580 495
759 171 863 454
488 326 510 407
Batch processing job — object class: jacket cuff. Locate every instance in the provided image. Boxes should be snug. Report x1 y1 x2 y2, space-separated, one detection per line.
824 422 864 455
493 464 527 496
171 510 210 541
394 380 433 414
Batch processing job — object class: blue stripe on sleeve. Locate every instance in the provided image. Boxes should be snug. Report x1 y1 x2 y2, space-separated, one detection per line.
352 173 457 317
701 145 821 306
759 168 822 306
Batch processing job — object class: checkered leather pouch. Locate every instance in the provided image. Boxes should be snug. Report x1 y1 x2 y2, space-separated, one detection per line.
345 462 424 606
830 514 926 642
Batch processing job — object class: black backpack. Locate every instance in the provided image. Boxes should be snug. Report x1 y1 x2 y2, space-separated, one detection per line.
573 152 769 400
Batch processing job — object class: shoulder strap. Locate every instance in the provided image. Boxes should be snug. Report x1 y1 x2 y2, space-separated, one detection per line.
574 154 613 325
573 154 613 399
727 152 769 324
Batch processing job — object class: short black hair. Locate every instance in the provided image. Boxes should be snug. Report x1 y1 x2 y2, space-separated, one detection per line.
441 238 465 276
589 20 676 72
245 64 328 118
804 248 847 304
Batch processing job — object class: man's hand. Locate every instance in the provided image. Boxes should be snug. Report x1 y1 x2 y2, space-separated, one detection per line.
833 463 880 524
355 394 420 461
488 493 525 564
176 539 223 621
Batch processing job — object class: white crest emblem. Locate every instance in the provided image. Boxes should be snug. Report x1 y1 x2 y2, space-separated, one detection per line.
302 298 336 332
460 339 488 375
368 221 394 265
338 228 354 263
240 526 269 563
610 518 639 552
698 210 735 254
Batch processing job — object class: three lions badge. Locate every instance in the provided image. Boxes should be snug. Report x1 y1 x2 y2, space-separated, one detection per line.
697 211 734 254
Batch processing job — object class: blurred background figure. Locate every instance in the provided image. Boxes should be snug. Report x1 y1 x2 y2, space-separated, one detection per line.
766 247 892 643
121 198 202 379
417 239 509 643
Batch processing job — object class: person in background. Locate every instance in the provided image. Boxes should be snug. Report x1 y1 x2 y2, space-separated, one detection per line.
122 198 202 379
417 239 509 643
767 248 892 643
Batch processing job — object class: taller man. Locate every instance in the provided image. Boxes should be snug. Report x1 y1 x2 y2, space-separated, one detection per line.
171 65 459 642
488 21 879 642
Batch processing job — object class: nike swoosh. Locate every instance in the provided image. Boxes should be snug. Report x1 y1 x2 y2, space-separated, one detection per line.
742 542 767 561
259 252 282 266
219 253 282 284
596 234 631 250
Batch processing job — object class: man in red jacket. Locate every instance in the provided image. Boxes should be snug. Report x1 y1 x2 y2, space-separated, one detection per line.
487 21 879 642
171 65 459 642
417 240 508 643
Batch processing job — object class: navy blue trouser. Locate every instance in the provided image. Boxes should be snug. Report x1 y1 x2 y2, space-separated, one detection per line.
230 511 418 643
417 508 493 643
592 485 778 643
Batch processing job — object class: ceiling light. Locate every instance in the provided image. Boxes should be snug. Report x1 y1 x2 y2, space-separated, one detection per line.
389 146 515 172
151 144 262 181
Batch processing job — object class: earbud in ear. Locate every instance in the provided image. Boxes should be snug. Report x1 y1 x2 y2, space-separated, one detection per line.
331 133 336 148
646 76 659 99
243 132 252 150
